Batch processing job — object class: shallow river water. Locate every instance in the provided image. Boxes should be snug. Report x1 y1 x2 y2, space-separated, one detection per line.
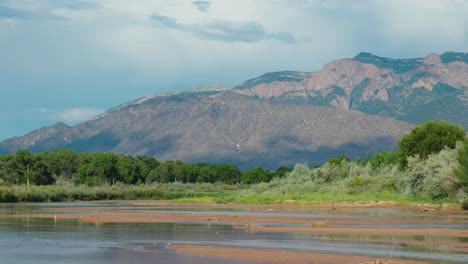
0 202 467 264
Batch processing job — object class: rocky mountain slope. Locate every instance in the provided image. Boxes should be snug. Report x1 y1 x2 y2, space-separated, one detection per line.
234 52 468 128
0 92 412 169
2 51 466 169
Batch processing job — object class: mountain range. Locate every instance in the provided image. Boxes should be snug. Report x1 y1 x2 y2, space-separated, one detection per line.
1 51 467 169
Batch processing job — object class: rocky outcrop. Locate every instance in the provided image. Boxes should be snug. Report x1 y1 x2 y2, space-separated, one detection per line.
232 52 468 128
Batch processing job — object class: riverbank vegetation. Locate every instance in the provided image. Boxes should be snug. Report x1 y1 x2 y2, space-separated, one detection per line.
0 150 290 186
0 121 467 209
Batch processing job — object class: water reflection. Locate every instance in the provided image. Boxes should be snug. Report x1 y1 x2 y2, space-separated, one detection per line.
0 202 467 264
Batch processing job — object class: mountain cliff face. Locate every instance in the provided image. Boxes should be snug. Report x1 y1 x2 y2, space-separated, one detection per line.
233 52 468 128
0 92 411 169
2 51 466 169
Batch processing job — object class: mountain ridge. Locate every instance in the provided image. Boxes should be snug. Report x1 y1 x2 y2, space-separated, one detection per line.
2 51 467 168
233 51 468 128
0 92 412 169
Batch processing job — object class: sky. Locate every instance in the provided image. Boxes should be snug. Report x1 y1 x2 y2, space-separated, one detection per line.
0 0 467 140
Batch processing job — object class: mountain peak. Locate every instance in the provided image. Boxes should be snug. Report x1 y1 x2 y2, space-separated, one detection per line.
353 52 380 60
235 71 309 90
352 52 423 73
423 53 443 65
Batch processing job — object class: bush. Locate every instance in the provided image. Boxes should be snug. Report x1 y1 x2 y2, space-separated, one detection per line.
404 147 460 199
459 192 468 210
327 156 350 166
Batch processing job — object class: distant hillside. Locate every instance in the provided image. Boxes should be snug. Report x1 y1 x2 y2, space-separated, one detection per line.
0 92 412 169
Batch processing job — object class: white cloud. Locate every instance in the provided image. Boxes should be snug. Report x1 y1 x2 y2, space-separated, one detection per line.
2 0 467 83
44 107 104 123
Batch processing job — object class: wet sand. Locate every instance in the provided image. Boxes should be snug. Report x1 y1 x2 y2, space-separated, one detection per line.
21 209 468 238
3 201 468 262
236 224 468 238
170 245 431 264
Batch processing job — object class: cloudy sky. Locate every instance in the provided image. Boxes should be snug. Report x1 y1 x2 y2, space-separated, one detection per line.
0 0 467 140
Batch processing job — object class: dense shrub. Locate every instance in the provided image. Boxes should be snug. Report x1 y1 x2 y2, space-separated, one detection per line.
459 192 468 210
404 146 460 199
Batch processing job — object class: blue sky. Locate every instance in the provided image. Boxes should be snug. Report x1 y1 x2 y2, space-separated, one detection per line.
0 0 467 140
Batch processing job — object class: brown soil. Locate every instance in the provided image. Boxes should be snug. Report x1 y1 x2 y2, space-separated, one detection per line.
169 245 431 264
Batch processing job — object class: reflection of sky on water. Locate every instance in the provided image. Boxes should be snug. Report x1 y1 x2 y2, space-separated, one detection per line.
0 202 467 264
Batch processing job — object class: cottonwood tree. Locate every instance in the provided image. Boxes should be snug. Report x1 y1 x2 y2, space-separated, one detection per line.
398 121 466 167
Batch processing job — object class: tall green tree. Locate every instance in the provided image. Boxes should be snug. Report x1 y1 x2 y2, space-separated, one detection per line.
241 167 272 184
75 153 118 186
136 156 160 181
14 150 36 186
214 164 241 184
32 155 55 185
370 151 398 168
149 161 175 183
195 164 216 183
398 121 466 167
455 139 468 192
50 150 79 179
0 154 16 184
116 155 141 184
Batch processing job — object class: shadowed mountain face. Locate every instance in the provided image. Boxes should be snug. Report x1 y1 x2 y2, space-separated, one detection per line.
0 92 411 169
233 52 468 128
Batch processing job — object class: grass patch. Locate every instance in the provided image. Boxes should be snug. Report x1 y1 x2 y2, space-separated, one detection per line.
0 184 234 203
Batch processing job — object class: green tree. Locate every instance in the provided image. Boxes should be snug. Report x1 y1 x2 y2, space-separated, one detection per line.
116 155 141 184
136 156 160 181
214 164 241 184
32 155 55 185
455 139 468 192
75 153 118 186
195 164 216 183
14 150 36 186
241 167 272 184
0 154 16 185
398 121 466 167
370 151 398 168
149 161 175 183
50 150 79 179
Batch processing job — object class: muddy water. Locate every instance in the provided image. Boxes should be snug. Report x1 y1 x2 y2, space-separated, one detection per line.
0 202 467 264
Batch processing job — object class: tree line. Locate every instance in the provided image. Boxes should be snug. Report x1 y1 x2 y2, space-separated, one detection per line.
0 150 291 186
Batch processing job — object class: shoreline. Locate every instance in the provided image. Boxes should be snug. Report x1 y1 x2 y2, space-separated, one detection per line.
11 198 462 211
3 201 467 259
